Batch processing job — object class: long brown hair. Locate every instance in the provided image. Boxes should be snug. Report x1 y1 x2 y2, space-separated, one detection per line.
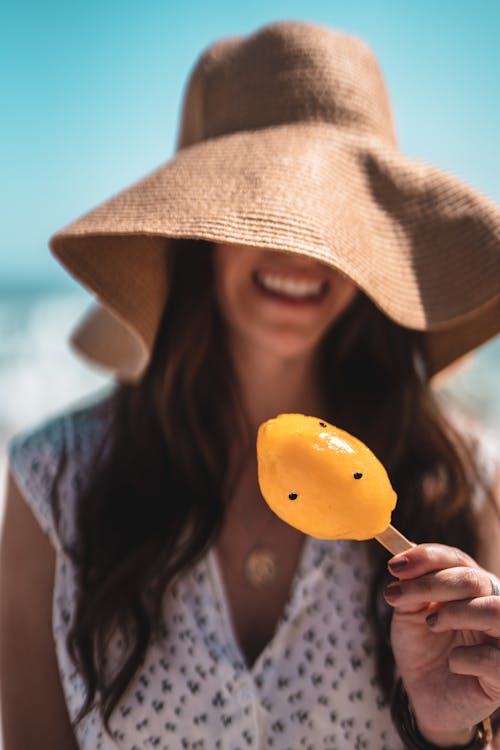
55 238 492 728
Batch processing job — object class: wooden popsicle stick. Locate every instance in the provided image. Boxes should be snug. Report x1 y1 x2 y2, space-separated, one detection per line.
374 524 415 555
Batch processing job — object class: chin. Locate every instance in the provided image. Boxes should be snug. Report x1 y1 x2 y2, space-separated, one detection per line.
258 330 325 361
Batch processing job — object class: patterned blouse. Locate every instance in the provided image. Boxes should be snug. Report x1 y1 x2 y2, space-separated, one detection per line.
7 391 496 750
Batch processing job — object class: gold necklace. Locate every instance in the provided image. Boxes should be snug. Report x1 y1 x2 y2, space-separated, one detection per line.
244 544 277 589
229 491 279 589
224 455 279 589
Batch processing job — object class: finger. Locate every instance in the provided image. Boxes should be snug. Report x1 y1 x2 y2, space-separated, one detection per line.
426 597 500 638
384 567 495 608
449 644 500 683
388 543 479 580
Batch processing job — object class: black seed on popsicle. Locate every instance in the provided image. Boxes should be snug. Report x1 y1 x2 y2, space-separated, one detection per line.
288 492 298 500
353 472 363 480
319 421 327 427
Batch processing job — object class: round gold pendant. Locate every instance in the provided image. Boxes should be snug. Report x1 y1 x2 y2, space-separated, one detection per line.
244 545 277 588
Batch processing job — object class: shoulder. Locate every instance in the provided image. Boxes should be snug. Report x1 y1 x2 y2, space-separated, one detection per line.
6 386 117 551
8 385 116 458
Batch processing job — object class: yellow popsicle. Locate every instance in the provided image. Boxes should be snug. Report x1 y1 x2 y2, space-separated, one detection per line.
257 414 413 554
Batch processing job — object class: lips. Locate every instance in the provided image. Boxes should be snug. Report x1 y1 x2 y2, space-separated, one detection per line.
253 270 328 302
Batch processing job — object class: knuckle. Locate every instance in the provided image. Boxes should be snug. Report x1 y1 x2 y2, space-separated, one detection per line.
478 599 498 619
428 544 474 568
450 644 500 674
452 547 476 569
461 567 483 594
412 575 434 595
480 646 500 670
488 597 500 624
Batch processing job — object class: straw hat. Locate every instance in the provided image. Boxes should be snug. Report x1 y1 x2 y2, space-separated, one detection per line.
50 20 500 382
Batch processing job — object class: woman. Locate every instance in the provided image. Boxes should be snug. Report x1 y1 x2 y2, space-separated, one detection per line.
2 20 500 750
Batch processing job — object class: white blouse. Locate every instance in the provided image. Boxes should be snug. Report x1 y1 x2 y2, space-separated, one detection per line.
10 391 494 749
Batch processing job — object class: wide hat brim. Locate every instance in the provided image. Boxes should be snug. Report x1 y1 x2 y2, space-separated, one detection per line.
50 122 500 381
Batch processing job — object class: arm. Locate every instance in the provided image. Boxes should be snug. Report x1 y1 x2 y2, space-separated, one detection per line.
477 466 500 750
0 469 78 750
384 466 500 749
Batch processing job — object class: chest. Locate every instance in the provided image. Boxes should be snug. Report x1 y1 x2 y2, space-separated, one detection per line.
213 529 305 667
55 540 401 749
213 464 309 666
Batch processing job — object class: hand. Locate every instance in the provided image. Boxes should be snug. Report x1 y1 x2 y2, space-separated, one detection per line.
384 543 500 746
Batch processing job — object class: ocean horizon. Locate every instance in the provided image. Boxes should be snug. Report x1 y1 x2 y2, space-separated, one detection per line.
1 284 499 518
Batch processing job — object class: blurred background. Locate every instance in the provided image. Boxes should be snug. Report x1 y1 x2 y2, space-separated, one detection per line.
1 0 500 509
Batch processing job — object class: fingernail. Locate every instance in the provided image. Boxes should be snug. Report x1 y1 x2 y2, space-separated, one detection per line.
426 612 438 626
388 556 409 573
384 583 402 599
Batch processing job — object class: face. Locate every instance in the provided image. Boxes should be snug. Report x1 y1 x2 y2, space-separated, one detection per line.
213 243 358 360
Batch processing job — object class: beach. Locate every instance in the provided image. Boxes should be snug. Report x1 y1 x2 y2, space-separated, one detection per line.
0 287 111 522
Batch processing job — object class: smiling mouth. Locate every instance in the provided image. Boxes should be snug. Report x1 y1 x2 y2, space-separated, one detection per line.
253 271 328 301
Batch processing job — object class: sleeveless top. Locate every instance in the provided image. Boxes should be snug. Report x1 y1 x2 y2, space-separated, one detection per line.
7 391 498 750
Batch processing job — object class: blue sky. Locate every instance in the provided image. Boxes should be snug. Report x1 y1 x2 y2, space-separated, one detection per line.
1 0 499 289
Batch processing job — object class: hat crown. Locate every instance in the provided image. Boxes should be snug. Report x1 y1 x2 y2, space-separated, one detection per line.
50 20 500 381
178 21 398 149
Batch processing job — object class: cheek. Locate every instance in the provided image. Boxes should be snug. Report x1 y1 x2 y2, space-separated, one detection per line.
322 281 359 331
336 282 358 316
213 252 252 329
213 248 232 312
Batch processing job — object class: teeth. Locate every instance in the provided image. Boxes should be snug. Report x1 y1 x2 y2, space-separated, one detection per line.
257 272 324 299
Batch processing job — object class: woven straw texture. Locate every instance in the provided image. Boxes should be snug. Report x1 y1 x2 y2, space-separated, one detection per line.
49 21 500 380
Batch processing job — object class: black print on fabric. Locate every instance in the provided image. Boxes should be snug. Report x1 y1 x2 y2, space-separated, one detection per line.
8 397 417 750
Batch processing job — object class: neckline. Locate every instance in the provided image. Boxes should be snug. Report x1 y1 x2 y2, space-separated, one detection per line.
206 534 316 675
